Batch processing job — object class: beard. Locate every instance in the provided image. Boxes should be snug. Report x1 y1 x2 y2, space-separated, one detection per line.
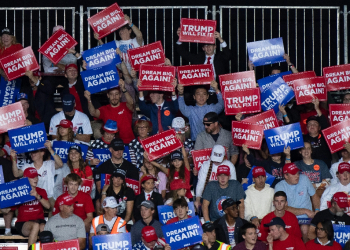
336 211 344 217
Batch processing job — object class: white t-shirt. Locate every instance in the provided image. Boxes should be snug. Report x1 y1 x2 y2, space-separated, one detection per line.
320 181 350 213
49 110 92 136
115 38 143 73
22 160 56 198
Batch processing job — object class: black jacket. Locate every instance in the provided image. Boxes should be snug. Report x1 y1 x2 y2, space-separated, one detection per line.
214 215 248 246
133 191 164 222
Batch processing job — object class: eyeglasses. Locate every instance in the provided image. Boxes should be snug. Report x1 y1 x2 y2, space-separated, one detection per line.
316 227 326 231
203 122 213 127
138 126 148 130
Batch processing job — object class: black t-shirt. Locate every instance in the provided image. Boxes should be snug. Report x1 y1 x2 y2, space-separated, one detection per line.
236 164 252 183
0 158 16 183
94 159 140 182
210 133 220 142
303 133 332 169
106 186 135 220
311 209 350 226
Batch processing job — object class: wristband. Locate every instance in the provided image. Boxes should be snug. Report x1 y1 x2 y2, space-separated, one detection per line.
250 216 258 221
122 90 127 93
88 160 91 165
101 192 107 195
283 114 288 118
130 23 134 28
315 208 320 211
205 221 210 224
289 64 294 69
286 158 291 161
52 152 56 156
73 51 78 56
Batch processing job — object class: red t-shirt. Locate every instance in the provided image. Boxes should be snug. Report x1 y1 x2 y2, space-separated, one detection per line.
98 103 134 144
53 191 95 220
271 234 306 250
305 239 342 250
16 187 47 222
258 211 302 241
166 215 192 225
72 166 93 179
169 167 192 199
0 44 23 66
69 85 83 113
299 108 328 134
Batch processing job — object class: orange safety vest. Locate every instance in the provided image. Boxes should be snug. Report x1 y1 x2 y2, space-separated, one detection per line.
30 242 41 250
92 215 127 235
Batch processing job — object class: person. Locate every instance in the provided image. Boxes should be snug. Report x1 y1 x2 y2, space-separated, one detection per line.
306 220 342 250
138 79 178 135
16 93 40 126
85 82 135 144
177 82 224 141
202 222 232 250
96 224 111 235
302 99 331 168
44 193 86 249
67 145 93 179
131 200 164 245
202 165 245 221
214 198 248 247
244 167 274 228
132 226 169 250
165 179 190 205
94 138 139 196
166 197 191 224
101 169 135 223
242 144 291 187
13 168 50 246
53 119 80 144
274 163 320 242
134 174 164 222
49 94 93 143
308 192 350 240
258 191 302 242
29 231 55 250
343 93 350 104
265 217 306 250
52 173 94 232
170 117 195 159
236 151 253 184
248 54 298 75
232 223 266 250
195 145 237 210
129 116 153 171
330 145 350 184
195 112 239 165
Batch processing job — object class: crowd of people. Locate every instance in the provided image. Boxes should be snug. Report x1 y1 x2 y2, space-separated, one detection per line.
0 12 350 250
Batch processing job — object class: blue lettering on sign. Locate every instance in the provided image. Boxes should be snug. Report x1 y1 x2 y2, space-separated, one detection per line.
52 141 88 163
92 148 111 168
0 177 34 208
0 77 21 107
158 202 195 225
333 224 350 247
257 71 292 92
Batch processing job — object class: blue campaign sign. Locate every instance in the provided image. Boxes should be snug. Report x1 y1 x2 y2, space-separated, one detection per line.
92 232 131 250
92 148 111 168
333 224 350 247
123 145 131 162
8 123 47 154
81 64 120 94
247 37 286 66
0 77 21 107
298 218 311 225
82 41 121 70
242 166 276 191
51 141 89 163
257 71 292 92
162 216 203 250
0 177 34 208
264 123 304 154
158 202 196 225
260 77 295 114
0 165 4 184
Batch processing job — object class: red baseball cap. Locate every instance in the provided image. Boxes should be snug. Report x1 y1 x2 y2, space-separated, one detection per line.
65 64 78 72
252 166 266 178
140 174 157 184
283 163 300 175
170 179 190 191
57 193 74 206
217 165 230 176
338 162 350 174
332 192 349 208
56 119 73 129
141 226 158 243
23 167 40 178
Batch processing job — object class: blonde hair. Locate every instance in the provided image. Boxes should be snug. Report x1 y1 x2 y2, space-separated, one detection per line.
0 35 18 53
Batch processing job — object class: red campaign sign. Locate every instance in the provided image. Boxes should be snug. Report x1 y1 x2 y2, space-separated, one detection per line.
244 109 279 131
87 3 128 39
191 148 212 171
138 64 175 92
103 174 140 195
179 18 216 44
232 121 264 150
224 88 261 115
322 119 350 154
127 41 165 71
323 64 350 91
0 46 39 81
140 129 183 161
0 102 25 134
42 239 79 250
62 178 93 195
219 71 256 99
293 77 327 105
38 29 78 65
177 64 214 86
329 104 350 126
282 71 316 90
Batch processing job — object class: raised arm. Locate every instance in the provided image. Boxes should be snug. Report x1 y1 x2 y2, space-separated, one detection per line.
44 140 63 169
10 150 23 178
119 79 134 111
84 90 101 118
284 54 299 74
124 15 143 46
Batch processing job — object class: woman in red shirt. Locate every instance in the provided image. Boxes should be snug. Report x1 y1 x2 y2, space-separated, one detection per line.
14 168 50 247
0 27 23 80
67 145 93 179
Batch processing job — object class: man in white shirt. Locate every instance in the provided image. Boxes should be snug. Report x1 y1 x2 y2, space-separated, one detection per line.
330 145 350 184
49 94 92 143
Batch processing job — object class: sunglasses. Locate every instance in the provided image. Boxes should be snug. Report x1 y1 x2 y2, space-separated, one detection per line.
203 122 213 127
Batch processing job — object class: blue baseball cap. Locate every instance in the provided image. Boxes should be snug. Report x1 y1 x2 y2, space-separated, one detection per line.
68 145 82 155
103 119 118 133
17 93 28 101
62 94 75 112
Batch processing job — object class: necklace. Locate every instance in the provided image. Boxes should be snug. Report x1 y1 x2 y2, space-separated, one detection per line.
111 158 123 169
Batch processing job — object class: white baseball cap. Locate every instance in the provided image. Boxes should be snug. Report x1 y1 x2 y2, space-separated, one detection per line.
102 197 119 208
210 145 225 162
171 117 188 134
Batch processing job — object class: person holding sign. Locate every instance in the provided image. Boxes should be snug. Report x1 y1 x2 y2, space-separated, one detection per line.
201 222 232 250
67 145 93 179
132 226 169 250
166 197 191 225
13 168 50 247
306 220 342 250
17 93 40 126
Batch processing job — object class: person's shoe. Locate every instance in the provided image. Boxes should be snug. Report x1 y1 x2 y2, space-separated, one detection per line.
4 231 12 236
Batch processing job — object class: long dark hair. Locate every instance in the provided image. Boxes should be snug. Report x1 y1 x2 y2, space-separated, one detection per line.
106 176 127 197
67 154 86 177
168 160 185 187
318 219 334 241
